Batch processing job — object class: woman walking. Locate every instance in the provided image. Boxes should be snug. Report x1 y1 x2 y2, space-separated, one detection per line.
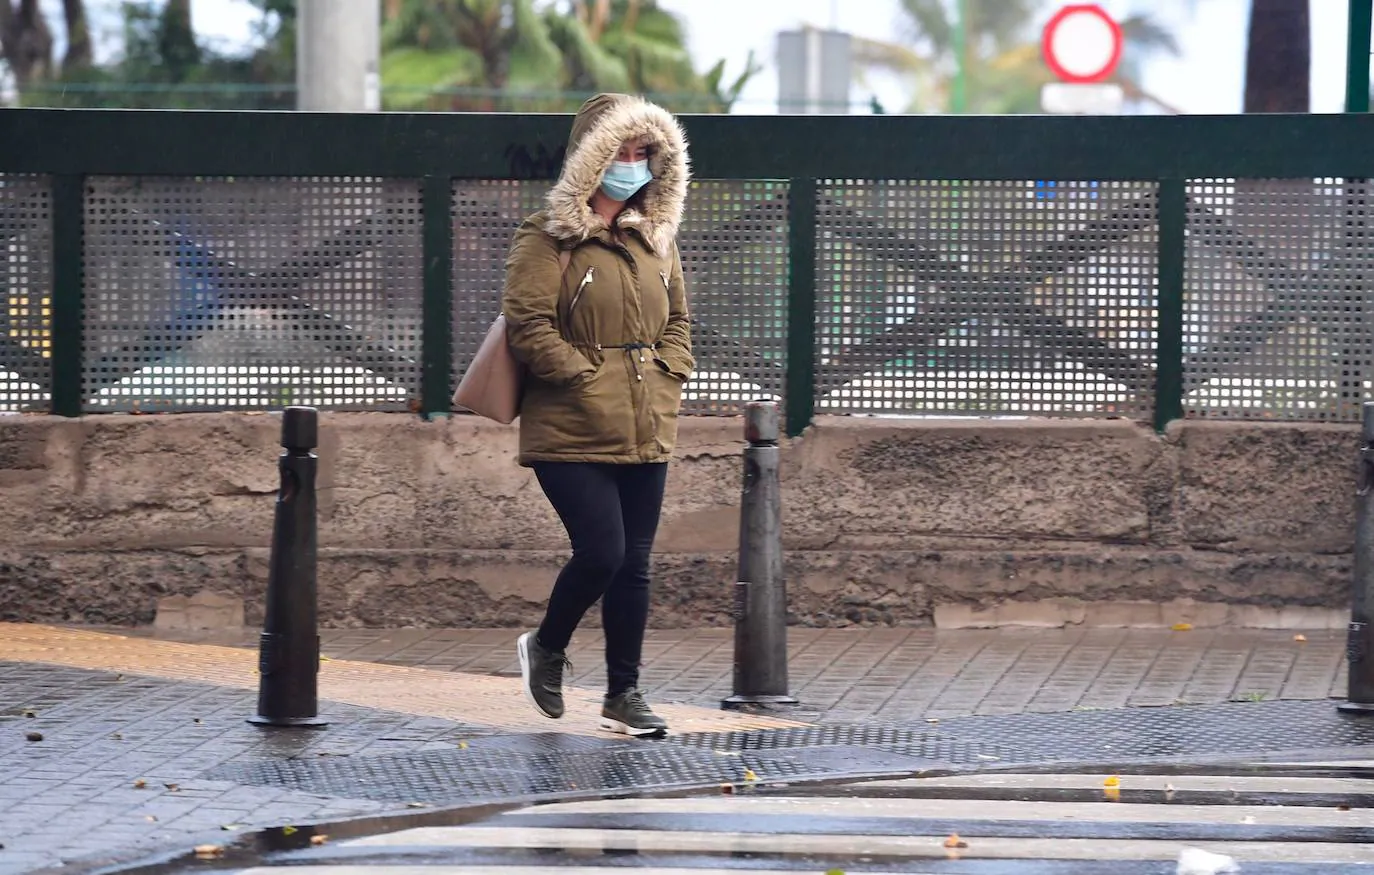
503 93 693 737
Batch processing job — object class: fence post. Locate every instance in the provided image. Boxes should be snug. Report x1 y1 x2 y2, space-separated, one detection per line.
722 400 797 709
50 174 84 417
1154 178 1186 432
420 175 453 418
784 177 817 438
1339 401 1374 715
1346 0 1372 114
249 406 328 728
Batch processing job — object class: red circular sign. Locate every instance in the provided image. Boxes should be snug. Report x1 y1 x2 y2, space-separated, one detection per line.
1042 4 1123 84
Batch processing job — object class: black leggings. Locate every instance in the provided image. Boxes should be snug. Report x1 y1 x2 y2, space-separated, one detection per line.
532 461 668 697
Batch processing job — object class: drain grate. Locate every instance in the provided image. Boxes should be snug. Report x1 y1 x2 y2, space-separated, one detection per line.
204 700 1374 807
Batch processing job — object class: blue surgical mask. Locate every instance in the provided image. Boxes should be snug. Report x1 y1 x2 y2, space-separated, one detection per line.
600 159 652 202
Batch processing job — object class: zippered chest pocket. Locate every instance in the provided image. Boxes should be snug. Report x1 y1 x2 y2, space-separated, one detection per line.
569 267 594 316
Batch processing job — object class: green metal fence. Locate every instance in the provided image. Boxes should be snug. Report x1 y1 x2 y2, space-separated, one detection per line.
3 109 1374 435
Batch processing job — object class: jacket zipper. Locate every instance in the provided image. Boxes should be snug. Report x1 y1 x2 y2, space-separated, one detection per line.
569 267 594 316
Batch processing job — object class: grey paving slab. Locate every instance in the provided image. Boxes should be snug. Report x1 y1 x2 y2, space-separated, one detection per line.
4 623 1360 875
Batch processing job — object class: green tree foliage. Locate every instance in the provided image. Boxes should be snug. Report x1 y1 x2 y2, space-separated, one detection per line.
852 0 1180 114
15 0 295 109
380 0 757 112
6 0 749 112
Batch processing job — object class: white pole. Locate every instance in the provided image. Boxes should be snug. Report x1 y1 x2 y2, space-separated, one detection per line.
296 0 381 112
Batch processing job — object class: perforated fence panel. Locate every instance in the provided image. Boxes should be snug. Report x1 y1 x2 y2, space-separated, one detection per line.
677 181 789 414
814 180 1158 418
0 174 51 412
451 180 546 395
1183 178 1374 421
451 180 790 416
82 176 423 412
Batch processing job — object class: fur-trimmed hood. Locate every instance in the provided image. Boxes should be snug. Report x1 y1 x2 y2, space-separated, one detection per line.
543 93 690 257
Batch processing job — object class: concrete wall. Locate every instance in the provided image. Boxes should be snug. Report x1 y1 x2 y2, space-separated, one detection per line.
0 413 1356 629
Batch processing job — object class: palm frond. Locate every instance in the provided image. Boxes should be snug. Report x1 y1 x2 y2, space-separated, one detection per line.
1119 14 1181 57
850 34 933 76
544 10 631 91
505 0 564 91
380 45 484 109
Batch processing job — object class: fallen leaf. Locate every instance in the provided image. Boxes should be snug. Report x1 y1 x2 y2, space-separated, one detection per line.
1103 775 1121 787
405 802 427 809
1338 804 1351 811
310 835 328 846
925 718 939 724
193 845 223 859
133 779 147 789
115 674 124 681
320 656 332 663
24 732 42 742
743 768 759 782
1293 633 1308 642
145 815 157 823
164 783 180 792
457 741 468 750
193 718 202 725
943 833 968 849
221 824 242 831
110 733 122 740
1171 622 1193 631
1103 786 1121 802
21 709 36 718
282 825 297 835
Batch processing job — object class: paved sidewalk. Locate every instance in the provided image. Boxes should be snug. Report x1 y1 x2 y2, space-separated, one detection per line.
116 623 1350 721
0 622 1357 875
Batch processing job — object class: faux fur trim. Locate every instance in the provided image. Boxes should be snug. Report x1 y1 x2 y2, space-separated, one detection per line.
544 96 690 257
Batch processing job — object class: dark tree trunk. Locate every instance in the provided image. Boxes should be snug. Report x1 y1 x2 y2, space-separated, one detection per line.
0 0 55 87
157 0 200 80
61 0 91 72
1243 0 1309 112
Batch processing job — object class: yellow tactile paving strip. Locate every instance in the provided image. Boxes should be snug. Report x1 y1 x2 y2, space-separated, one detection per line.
0 624 807 736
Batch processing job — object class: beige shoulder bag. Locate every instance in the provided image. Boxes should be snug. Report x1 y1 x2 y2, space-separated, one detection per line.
452 249 572 424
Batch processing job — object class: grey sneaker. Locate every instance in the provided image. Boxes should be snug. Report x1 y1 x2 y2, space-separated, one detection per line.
517 632 570 719
599 687 668 737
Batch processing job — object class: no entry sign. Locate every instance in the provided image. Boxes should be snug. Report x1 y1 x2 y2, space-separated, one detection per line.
1042 4 1123 84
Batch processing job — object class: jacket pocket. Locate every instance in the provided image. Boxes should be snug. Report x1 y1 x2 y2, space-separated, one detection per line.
647 357 684 453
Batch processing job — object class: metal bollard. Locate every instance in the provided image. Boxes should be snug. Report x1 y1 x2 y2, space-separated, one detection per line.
249 406 327 728
1340 401 1374 715
722 401 797 709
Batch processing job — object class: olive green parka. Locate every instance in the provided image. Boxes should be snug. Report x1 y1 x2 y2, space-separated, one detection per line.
501 93 694 466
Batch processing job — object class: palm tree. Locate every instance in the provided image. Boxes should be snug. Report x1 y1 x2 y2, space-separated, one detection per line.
380 0 755 113
851 0 1181 114
0 0 54 88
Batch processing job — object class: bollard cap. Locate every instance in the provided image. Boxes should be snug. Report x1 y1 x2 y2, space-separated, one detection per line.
744 401 780 444
280 406 319 450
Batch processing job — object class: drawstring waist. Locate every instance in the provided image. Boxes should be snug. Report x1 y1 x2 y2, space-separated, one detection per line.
595 342 658 351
